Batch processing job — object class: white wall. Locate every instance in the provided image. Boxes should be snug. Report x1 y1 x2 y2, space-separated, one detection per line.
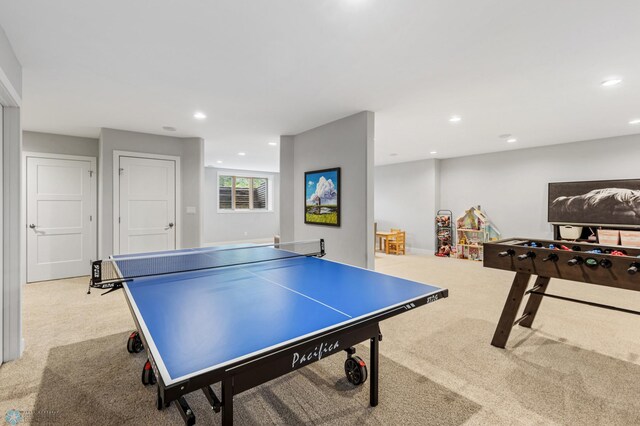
375 159 439 253
279 136 295 243
280 111 375 269
203 167 280 244
181 136 205 249
23 131 98 158
0 24 21 101
440 133 640 240
98 128 204 256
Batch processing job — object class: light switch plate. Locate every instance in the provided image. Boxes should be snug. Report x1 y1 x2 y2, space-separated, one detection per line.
186 206 196 214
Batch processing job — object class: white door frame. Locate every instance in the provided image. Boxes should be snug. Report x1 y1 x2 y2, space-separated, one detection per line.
0 107 3 366
22 152 98 281
2 77 22 362
112 150 181 255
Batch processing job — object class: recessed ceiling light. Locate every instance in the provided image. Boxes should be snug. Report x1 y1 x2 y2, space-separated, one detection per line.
507 138 517 143
449 115 462 122
601 78 622 87
430 151 437 155
629 119 640 125
389 153 398 157
268 142 277 146
162 126 177 132
193 111 207 120
216 160 223 164
238 152 246 156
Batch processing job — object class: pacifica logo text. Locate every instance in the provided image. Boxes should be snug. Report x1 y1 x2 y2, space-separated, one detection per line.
292 340 339 369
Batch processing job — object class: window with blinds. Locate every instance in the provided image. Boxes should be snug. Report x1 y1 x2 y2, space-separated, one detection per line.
218 175 269 211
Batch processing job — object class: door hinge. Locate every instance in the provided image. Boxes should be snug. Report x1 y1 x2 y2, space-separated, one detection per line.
89 170 94 178
118 217 121 224
90 215 93 222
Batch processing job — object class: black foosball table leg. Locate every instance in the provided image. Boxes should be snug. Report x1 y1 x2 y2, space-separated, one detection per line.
491 272 531 348
519 276 550 328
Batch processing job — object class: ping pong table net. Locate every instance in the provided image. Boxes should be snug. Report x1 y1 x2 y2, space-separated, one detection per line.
87 239 325 294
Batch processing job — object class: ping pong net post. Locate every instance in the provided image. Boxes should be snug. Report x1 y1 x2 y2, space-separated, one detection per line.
87 239 325 294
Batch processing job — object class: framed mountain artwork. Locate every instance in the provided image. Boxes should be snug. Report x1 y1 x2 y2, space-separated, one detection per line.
305 168 341 227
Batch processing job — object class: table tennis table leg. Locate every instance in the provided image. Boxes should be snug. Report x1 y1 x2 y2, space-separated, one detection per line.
222 377 234 426
370 334 379 407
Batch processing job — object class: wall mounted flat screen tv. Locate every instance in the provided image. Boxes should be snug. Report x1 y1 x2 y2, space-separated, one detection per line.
548 179 640 226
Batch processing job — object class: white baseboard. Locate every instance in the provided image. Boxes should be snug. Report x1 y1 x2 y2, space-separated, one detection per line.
407 247 435 255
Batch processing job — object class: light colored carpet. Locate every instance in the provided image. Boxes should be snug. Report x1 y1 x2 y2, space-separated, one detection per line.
1 254 639 425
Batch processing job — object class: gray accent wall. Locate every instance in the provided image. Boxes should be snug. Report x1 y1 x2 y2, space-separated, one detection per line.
439 133 640 240
375 159 440 253
375 133 640 252
182 136 205 249
203 167 280 243
98 128 204 257
3 107 21 362
23 131 98 157
1 23 22 362
279 136 295 243
280 111 375 269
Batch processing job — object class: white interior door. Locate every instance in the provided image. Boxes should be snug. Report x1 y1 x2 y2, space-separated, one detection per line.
119 156 176 254
26 156 95 282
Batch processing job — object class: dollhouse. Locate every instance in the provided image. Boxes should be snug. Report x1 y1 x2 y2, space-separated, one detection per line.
455 206 501 261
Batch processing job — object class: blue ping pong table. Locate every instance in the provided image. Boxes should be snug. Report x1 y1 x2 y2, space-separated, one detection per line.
90 241 447 425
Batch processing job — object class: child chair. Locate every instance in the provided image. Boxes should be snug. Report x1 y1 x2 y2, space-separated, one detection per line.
388 231 406 255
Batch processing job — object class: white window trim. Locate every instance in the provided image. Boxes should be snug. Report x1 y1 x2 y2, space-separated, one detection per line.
216 171 274 214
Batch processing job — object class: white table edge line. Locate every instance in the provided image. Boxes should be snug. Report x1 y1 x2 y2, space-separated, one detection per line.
242 267 353 319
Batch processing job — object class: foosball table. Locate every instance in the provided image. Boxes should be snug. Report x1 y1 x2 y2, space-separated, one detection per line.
484 238 640 348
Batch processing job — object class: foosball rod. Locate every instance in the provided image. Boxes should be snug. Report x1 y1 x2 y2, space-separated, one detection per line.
513 312 531 326
528 291 640 316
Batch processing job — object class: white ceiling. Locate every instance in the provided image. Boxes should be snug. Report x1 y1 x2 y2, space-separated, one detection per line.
1 1 640 172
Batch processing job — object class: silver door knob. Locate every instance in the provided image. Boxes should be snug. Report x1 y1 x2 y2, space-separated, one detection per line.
29 224 37 229
165 222 174 230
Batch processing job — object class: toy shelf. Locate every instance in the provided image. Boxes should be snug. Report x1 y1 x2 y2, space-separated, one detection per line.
435 210 454 257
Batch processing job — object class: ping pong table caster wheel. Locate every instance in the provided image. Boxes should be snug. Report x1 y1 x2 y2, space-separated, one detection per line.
344 356 367 386
142 360 157 386
127 331 144 353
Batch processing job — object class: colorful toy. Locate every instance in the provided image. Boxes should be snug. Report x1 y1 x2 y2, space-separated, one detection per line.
436 243 452 257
